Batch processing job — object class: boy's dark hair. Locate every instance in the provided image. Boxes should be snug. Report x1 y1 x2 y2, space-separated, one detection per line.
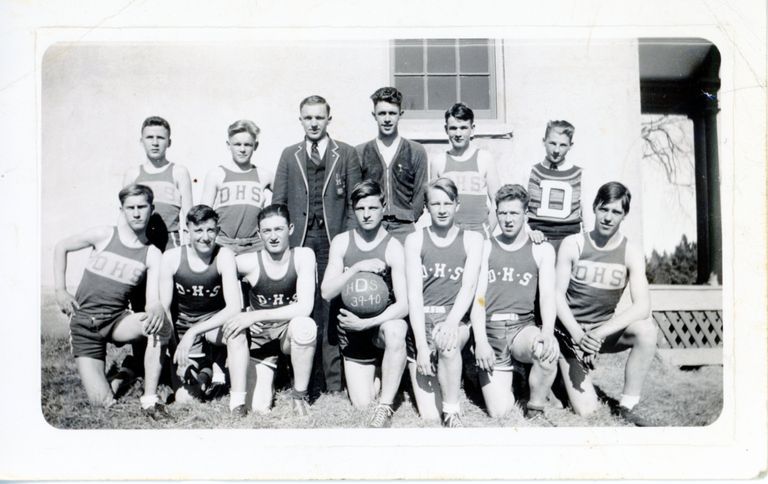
351 180 385 207
444 102 474 124
119 184 154 206
141 116 171 137
370 87 403 109
426 177 459 204
593 181 632 215
494 184 530 210
227 119 260 139
299 95 331 116
544 120 575 142
186 204 219 226
258 204 291 227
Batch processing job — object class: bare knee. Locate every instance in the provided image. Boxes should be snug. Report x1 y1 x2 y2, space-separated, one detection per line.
381 319 407 348
226 331 248 351
630 318 658 349
289 317 317 346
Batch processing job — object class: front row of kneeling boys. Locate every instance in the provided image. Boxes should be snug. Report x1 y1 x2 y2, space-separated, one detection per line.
54 177 656 427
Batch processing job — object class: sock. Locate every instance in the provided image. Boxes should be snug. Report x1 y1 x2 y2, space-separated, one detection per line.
211 367 227 384
442 402 460 415
140 394 158 409
619 394 640 410
291 388 308 400
526 402 545 411
229 391 246 410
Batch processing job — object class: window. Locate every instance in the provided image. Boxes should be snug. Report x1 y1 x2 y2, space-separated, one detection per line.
392 39 496 119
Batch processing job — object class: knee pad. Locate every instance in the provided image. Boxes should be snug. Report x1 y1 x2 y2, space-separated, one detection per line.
290 317 317 346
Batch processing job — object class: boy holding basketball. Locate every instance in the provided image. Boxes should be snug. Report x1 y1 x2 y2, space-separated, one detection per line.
321 180 409 428
404 177 484 427
221 204 317 416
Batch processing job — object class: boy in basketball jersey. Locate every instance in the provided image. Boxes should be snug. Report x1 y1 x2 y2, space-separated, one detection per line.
470 184 559 420
221 204 317 416
158 205 250 415
200 119 275 255
555 182 656 425
404 178 484 427
356 87 429 243
321 180 408 428
430 103 501 236
123 116 193 250
53 184 173 418
527 120 584 252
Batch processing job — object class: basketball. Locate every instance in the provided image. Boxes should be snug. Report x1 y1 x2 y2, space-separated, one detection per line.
341 272 389 317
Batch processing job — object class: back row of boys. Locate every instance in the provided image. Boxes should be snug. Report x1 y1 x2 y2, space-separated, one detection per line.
55 87 656 426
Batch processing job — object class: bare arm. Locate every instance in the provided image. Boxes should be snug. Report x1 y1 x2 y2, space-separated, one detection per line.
174 164 194 227
533 241 559 363
469 240 494 371
141 246 166 334
555 235 584 339
404 231 433 375
53 226 113 316
199 167 224 207
482 152 501 231
321 233 387 301
158 248 181 322
122 166 139 187
445 231 484 326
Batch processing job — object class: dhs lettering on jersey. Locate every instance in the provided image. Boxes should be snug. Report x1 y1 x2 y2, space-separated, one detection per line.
85 252 146 286
217 182 263 206
255 293 298 306
487 266 533 286
142 181 181 206
448 172 483 194
422 263 463 281
572 260 627 289
175 283 221 297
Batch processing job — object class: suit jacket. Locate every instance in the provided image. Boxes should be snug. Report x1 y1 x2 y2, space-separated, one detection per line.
272 137 362 247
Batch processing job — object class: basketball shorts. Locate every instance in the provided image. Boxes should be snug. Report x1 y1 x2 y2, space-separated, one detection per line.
248 320 289 368
337 322 383 365
69 310 133 360
455 220 490 239
216 234 264 255
554 320 602 371
382 218 415 244
174 311 221 357
484 313 535 371
405 305 469 362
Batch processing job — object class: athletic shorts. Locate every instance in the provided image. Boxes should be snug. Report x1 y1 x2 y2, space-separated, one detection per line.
405 305 469 362
484 313 535 371
248 321 289 368
455 221 490 239
69 310 133 360
174 311 221 358
554 320 602 371
216 234 263 255
337 322 384 364
382 218 415 244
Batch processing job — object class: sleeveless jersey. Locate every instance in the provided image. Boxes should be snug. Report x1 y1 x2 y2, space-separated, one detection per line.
214 165 267 239
527 162 583 239
485 237 539 322
75 227 150 318
134 163 182 232
342 230 394 307
442 150 489 226
248 250 298 326
172 246 225 320
566 232 628 324
421 228 467 307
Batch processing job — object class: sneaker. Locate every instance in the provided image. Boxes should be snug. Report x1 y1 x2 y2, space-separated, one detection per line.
291 397 311 418
368 404 394 428
230 404 248 418
143 402 172 421
108 367 136 397
617 405 656 427
205 381 230 401
524 406 554 426
442 411 463 428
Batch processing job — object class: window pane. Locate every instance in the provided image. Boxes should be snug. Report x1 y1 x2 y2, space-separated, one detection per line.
459 75 491 110
426 39 456 73
427 76 457 110
394 39 423 74
395 76 425 110
459 39 490 73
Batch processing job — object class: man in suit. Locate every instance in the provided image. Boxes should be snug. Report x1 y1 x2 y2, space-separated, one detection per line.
272 95 363 395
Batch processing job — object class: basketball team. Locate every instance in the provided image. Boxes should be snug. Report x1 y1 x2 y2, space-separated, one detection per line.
53 86 657 428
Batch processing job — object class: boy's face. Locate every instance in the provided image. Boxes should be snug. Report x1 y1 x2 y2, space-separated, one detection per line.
227 131 257 164
140 125 171 162
259 215 293 256
426 187 457 229
354 195 384 232
593 199 626 239
543 131 572 165
372 101 403 138
188 218 219 255
445 116 474 151
496 199 526 240
300 103 331 142
121 194 153 232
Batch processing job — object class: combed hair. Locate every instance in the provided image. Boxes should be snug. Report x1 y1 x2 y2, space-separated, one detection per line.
494 184 530 210
370 87 403 108
227 119 260 139
544 120 575 141
258 203 291 227
186 204 219 226
426 177 459 204
351 179 385 207
119 184 154 206
299 95 331 116
444 102 474 123
141 116 171 137
593 181 632 215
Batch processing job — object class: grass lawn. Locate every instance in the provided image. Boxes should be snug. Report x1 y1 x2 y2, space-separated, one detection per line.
41 291 723 429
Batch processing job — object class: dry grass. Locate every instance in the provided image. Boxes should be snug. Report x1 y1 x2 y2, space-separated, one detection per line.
41 290 722 429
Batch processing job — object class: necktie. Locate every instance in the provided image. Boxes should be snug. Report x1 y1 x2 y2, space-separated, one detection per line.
311 142 322 166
